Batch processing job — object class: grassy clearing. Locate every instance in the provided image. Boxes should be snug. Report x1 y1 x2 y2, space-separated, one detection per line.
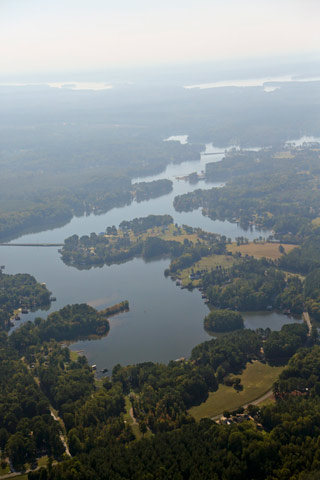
123 396 142 440
37 456 48 467
0 463 10 475
105 224 201 246
227 242 296 260
273 151 294 159
189 361 284 421
179 254 235 286
312 217 320 228
69 350 79 362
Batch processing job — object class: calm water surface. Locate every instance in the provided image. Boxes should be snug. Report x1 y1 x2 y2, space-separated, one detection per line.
2 143 298 371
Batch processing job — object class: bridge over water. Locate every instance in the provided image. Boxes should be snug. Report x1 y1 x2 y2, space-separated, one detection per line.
0 243 63 247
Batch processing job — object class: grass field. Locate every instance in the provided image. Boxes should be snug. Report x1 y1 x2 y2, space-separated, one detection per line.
179 254 235 286
123 396 142 439
69 350 79 361
273 151 294 159
227 242 296 260
106 224 205 246
0 463 10 475
189 361 284 421
312 217 320 228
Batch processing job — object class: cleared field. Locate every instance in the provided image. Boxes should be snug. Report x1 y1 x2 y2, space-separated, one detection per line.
69 350 79 362
312 217 320 228
227 242 296 260
0 463 10 475
106 224 201 245
273 151 294 159
123 396 142 439
179 254 235 286
189 361 283 421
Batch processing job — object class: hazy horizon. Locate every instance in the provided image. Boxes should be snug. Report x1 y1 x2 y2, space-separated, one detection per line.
1 0 320 78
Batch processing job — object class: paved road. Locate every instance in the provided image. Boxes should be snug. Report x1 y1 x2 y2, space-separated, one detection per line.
211 388 274 421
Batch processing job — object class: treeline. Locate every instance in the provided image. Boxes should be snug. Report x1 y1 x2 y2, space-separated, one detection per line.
279 232 320 274
0 272 51 329
119 214 173 233
204 309 244 333
0 178 172 243
264 323 309 363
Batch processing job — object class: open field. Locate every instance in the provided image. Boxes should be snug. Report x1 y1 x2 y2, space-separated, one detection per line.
273 151 294 159
105 224 205 245
123 396 142 440
227 242 296 260
189 361 284 421
312 217 320 228
179 254 235 286
0 464 10 475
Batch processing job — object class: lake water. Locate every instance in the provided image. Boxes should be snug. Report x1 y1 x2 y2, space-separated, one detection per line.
2 143 299 372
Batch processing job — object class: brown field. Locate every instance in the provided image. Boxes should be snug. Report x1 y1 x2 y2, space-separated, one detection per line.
273 151 294 159
227 242 297 260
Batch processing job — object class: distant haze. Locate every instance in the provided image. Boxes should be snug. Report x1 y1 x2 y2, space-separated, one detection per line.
1 0 320 76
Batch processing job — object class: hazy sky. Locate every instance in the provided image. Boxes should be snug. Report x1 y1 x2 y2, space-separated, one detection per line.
1 0 320 75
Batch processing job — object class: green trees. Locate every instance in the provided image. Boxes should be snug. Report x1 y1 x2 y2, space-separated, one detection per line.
9 302 129 351
264 323 308 363
202 258 303 313
0 272 51 329
204 309 244 332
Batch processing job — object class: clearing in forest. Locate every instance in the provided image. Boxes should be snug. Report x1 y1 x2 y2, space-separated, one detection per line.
189 361 284 421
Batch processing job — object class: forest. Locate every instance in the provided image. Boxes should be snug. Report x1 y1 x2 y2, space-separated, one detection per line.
174 145 320 243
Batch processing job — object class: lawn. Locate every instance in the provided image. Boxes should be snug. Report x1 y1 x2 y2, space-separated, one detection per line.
227 242 296 260
189 361 284 421
179 254 235 286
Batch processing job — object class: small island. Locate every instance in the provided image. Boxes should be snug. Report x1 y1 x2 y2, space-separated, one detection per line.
204 309 244 333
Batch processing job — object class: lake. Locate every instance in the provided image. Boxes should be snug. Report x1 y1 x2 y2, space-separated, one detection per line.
2 143 299 372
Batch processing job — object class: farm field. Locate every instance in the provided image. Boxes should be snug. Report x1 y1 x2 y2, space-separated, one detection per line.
226 241 296 260
189 361 284 421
